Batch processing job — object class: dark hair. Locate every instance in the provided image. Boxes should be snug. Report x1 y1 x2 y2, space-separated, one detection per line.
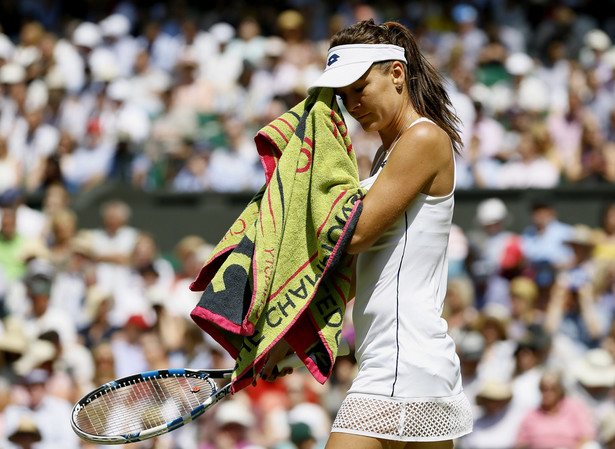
330 19 462 154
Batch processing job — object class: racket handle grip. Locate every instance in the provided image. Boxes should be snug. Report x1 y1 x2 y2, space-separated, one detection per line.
276 338 351 370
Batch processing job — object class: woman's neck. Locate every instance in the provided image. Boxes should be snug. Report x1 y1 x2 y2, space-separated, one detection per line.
379 107 417 151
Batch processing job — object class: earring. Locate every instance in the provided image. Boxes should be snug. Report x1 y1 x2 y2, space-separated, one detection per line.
396 84 403 93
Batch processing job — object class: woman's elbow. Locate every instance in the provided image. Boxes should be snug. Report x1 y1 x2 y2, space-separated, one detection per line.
346 233 371 254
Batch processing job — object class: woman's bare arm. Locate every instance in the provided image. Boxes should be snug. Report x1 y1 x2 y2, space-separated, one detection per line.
347 122 454 254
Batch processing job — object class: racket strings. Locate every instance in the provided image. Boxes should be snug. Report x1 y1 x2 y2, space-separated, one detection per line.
75 374 215 436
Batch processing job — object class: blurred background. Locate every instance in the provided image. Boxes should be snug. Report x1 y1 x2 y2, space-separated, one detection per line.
1 1 615 449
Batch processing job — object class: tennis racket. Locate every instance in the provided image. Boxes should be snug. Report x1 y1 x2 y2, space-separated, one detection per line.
71 339 350 444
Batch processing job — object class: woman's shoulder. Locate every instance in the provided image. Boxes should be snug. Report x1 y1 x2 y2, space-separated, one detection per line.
408 117 448 137
403 118 452 162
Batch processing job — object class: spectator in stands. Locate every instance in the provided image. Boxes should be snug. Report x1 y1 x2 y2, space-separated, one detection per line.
202 398 265 449
43 65 88 142
534 39 570 113
283 371 331 446
456 330 486 415
0 62 27 137
21 259 76 346
467 197 522 309
470 198 524 279
521 200 574 271
78 284 117 349
7 103 60 194
515 370 597 449
507 277 543 341
274 10 320 95
531 5 590 63
45 230 96 332
274 421 317 449
474 23 510 88
2 239 49 320
0 136 21 195
168 235 213 317
148 286 189 363
171 141 211 192
89 341 116 389
99 13 138 78
544 271 606 360
571 348 615 425
496 123 560 189
0 317 29 383
443 276 478 341
459 379 525 449
140 330 171 370
600 410 615 449
566 113 615 184
546 89 586 176
435 3 487 71
0 205 27 282
594 202 615 261
237 36 287 126
129 231 175 292
201 22 244 96
70 21 102 90
498 52 550 119
580 29 613 91
465 95 507 188
584 66 613 135
0 190 46 240
36 329 94 402
510 326 550 413
475 303 516 383
90 199 139 287
207 116 263 192
136 20 181 74
46 208 77 270
544 225 611 355
170 45 217 118
5 416 42 449
60 117 115 192
109 313 150 378
2 368 80 449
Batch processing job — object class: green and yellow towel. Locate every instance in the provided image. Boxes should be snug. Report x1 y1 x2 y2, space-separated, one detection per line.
190 87 365 392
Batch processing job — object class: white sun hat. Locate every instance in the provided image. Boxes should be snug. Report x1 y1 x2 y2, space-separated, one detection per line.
214 400 255 427
307 44 407 95
476 197 508 226
505 52 533 76
584 29 611 52
0 62 26 84
100 13 131 38
72 22 102 49
573 348 615 388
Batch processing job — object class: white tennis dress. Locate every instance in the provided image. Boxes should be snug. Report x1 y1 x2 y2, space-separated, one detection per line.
332 118 473 441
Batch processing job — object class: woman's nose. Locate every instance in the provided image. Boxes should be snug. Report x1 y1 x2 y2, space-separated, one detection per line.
345 94 360 112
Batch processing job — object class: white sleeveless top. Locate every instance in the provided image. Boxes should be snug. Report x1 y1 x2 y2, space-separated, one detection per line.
350 117 463 399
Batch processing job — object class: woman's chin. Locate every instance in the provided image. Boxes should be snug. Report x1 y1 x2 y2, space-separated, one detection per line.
359 120 378 133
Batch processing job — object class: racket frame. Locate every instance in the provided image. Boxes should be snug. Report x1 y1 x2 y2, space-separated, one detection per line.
71 368 232 444
71 339 350 444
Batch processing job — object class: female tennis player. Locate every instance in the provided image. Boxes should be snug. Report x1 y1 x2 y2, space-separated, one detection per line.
263 19 473 448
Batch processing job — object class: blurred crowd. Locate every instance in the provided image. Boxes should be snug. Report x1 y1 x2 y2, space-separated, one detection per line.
2 1 615 449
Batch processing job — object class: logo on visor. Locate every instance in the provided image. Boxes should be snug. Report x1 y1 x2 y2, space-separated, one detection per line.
327 54 340 66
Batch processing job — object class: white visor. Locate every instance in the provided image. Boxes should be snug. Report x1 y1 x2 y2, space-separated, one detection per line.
308 44 406 95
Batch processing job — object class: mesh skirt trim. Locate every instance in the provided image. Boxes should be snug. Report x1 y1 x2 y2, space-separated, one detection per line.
331 392 474 442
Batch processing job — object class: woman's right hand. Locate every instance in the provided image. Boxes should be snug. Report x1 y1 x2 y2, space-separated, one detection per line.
260 338 294 382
